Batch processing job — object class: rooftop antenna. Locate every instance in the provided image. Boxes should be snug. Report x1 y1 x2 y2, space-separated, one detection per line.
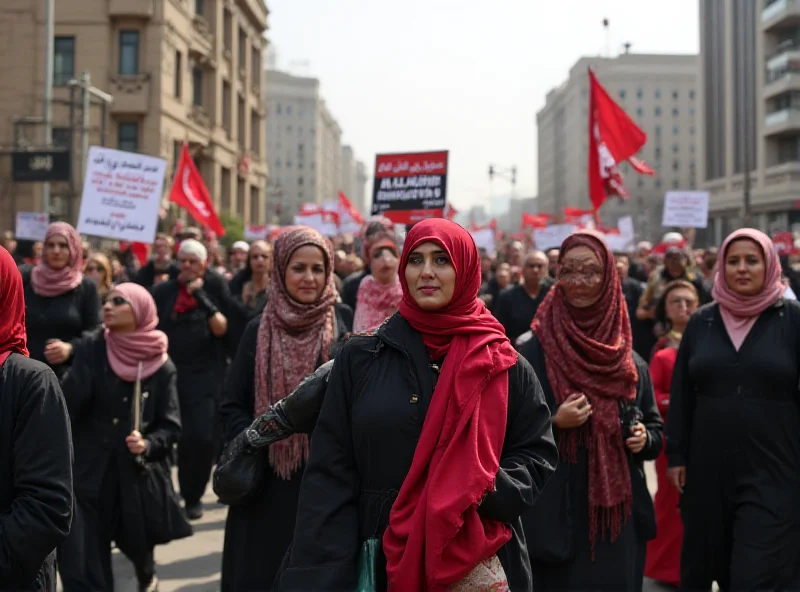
623 41 632 54
603 18 610 58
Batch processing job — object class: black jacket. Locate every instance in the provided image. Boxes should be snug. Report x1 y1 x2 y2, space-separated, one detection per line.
0 354 73 591
132 260 180 290
278 313 558 591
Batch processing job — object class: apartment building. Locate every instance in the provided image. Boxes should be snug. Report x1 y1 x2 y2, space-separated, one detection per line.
0 0 268 231
537 53 698 240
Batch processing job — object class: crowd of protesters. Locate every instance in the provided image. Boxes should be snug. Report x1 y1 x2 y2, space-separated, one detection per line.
1 216 800 591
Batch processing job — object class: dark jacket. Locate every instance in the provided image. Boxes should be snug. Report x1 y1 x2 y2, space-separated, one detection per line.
132 260 180 290
278 313 558 591
0 354 73 591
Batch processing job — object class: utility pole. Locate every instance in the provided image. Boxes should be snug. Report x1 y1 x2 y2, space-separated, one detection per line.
42 0 54 215
488 164 518 199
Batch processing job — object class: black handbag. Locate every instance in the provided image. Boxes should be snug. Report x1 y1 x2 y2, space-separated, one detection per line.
213 428 267 507
136 457 194 546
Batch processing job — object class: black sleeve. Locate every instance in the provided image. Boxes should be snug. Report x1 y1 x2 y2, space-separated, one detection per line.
493 289 513 335
131 263 154 287
335 303 354 333
478 356 558 524
59 332 97 424
665 314 698 468
341 272 362 311
0 366 73 585
633 353 664 463
279 343 360 590
79 279 101 333
144 361 182 460
218 317 260 443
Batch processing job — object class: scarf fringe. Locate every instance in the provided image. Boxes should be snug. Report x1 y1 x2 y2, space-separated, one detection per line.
589 498 631 560
268 434 310 480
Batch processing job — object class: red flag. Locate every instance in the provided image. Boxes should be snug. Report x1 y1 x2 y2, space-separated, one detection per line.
168 143 225 236
444 203 458 220
338 192 364 224
588 69 655 211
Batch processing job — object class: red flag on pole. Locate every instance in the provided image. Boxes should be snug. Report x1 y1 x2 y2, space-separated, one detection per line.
588 69 655 211
168 143 225 236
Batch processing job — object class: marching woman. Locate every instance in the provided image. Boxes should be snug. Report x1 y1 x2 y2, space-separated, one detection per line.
278 218 557 591
667 229 800 590
58 283 186 592
520 231 663 591
22 222 101 379
218 226 353 590
643 280 698 587
352 236 403 332
0 246 73 591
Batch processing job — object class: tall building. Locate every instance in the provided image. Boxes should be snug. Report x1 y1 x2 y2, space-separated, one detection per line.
0 0 269 232
700 0 800 242
265 69 342 224
536 53 698 240
354 159 368 214
339 145 369 215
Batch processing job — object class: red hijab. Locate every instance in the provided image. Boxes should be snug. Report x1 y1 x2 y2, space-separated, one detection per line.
0 246 28 368
383 219 517 591
531 231 638 551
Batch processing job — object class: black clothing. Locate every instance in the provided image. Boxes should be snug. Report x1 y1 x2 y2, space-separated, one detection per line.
629 262 649 283
217 304 353 591
227 268 269 357
479 276 511 312
22 273 101 379
520 335 662 591
494 281 553 343
58 330 182 590
666 300 800 590
621 277 645 325
153 271 232 507
341 269 368 311
132 260 179 290
0 354 73 591
278 313 558 591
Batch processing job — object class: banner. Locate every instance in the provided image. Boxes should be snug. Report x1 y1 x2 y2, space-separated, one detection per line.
371 150 448 224
533 224 578 251
76 146 166 243
662 191 709 228
168 143 225 236
15 212 49 241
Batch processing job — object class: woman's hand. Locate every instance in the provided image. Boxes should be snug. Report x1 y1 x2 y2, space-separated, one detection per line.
625 422 647 454
126 430 148 456
668 466 686 494
553 393 592 429
44 340 73 365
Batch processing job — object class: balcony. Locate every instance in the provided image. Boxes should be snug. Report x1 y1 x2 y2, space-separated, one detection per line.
763 0 800 31
108 0 154 18
108 74 150 115
190 15 214 60
765 108 800 136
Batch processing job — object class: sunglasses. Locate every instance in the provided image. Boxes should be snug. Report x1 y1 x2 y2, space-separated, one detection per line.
107 296 130 307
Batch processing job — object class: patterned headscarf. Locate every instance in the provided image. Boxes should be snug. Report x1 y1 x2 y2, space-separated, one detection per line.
254 226 337 479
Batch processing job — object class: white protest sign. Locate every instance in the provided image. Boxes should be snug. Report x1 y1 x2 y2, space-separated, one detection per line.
294 213 338 237
533 224 578 251
244 224 270 241
617 215 635 240
470 227 496 256
76 146 167 243
662 191 709 229
15 212 49 241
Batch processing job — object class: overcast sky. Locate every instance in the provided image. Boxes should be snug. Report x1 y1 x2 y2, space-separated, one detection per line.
266 0 699 211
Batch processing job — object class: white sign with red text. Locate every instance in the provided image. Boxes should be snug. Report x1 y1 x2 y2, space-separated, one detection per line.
662 191 709 229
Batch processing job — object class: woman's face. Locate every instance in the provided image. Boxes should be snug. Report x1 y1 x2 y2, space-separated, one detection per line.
558 246 604 309
403 241 456 311
85 259 106 287
665 252 687 278
249 242 271 275
724 238 766 297
285 244 327 304
371 247 399 286
44 234 71 270
665 286 698 329
103 291 137 332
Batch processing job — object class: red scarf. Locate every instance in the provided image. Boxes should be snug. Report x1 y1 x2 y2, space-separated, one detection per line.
532 231 638 551
173 280 199 314
383 219 517 591
0 246 29 368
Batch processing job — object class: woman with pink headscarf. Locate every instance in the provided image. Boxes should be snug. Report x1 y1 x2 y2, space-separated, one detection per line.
58 283 188 592
666 228 800 590
22 222 101 379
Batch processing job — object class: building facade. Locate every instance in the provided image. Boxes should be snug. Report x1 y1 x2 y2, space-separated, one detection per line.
265 69 343 224
339 144 368 215
354 159 368 214
537 53 699 241
700 0 800 243
0 0 269 232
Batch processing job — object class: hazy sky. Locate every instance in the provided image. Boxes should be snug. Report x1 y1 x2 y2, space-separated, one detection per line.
266 0 699 211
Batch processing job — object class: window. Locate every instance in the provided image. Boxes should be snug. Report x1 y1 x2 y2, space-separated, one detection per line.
636 88 643 99
619 89 626 100
223 9 233 51
222 81 231 135
52 127 70 148
195 0 204 16
276 103 282 115
689 90 696 99
221 167 232 212
655 178 662 188
275 158 281 168
250 186 260 222
173 140 181 172
238 96 245 149
250 109 259 155
174 51 182 98
237 179 246 216
672 108 679 117
251 45 260 87
192 67 203 107
298 125 303 135
54 36 75 85
287 105 292 116
672 179 680 189
286 160 292 169
673 125 679 135
655 106 662 116
655 125 661 136
673 90 679 100
637 177 644 188
673 160 679 171
655 147 662 158
298 176 304 186
119 30 139 75
636 107 644 118
690 107 696 116
655 89 661 99
690 144 696 154
118 122 139 153
673 144 679 153
690 125 696 135
238 28 247 72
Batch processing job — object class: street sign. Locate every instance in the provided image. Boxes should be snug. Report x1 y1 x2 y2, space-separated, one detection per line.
11 149 71 182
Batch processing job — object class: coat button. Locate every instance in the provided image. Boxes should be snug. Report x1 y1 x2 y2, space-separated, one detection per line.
410 394 419 404
112 418 119 425
122 397 129 403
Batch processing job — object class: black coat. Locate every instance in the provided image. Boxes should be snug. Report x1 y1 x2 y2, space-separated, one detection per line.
278 313 558 591
0 354 73 591
131 260 179 289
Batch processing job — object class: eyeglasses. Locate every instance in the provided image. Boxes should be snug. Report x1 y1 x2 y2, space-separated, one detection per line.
108 296 130 307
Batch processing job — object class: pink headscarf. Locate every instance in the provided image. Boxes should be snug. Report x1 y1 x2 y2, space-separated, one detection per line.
105 283 169 382
30 222 84 297
711 229 783 351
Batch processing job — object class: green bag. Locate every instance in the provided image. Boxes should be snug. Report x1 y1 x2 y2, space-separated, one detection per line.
356 538 380 592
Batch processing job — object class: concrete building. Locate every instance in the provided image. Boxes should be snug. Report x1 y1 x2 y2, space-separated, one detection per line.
339 145 369 215
0 0 269 232
265 69 342 224
536 53 698 240
354 159 368 214
699 0 800 243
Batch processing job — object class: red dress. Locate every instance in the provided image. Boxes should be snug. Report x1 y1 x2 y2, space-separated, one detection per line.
644 346 682 586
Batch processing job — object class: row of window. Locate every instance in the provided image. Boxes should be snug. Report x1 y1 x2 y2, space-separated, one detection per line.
274 157 315 169
619 89 696 101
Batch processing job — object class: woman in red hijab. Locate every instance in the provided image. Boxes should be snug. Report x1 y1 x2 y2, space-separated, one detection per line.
278 218 557 591
0 246 73 590
667 229 800 590
520 231 663 591
58 283 187 592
